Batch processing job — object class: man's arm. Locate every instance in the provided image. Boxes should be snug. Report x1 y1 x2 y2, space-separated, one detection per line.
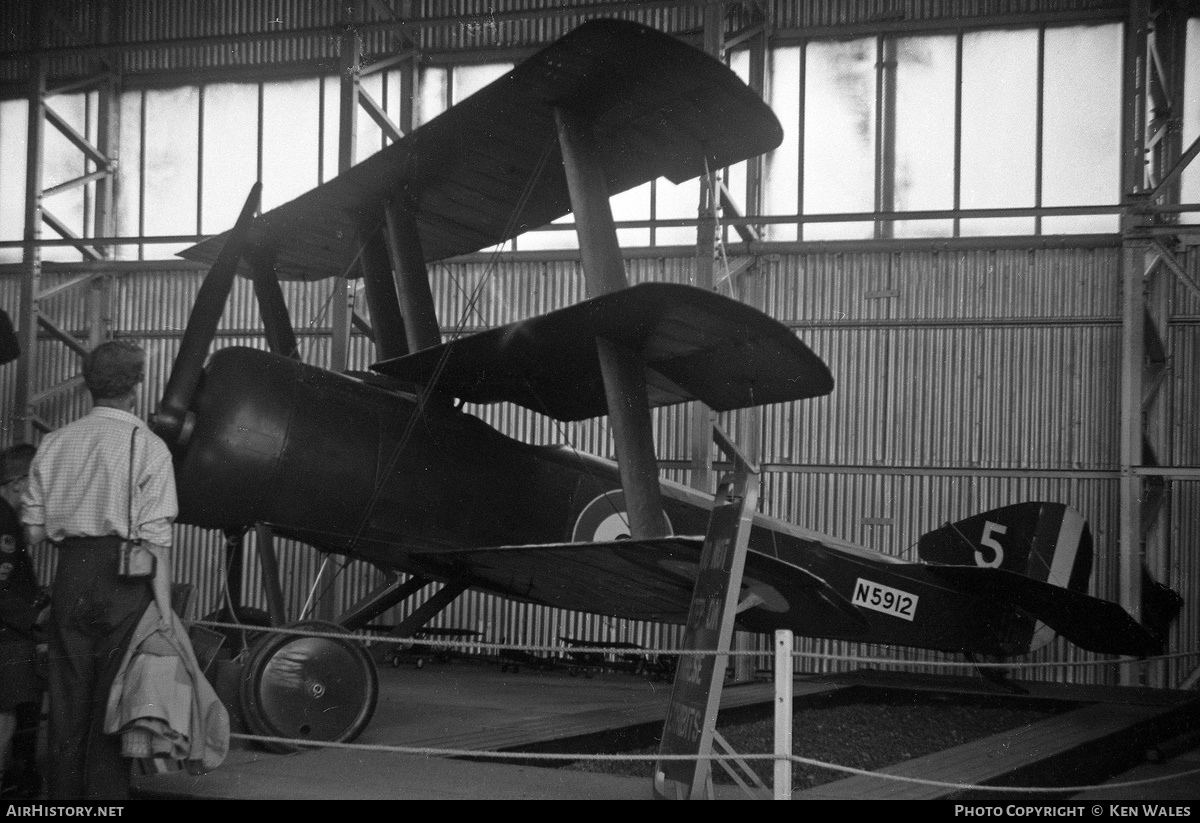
137 435 179 629
144 541 173 629
21 455 46 547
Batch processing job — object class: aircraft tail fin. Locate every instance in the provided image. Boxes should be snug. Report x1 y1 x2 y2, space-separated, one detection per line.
918 502 1092 592
919 503 1182 655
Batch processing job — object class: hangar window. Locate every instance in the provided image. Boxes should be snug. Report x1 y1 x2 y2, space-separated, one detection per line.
0 19 1178 262
759 22 1123 241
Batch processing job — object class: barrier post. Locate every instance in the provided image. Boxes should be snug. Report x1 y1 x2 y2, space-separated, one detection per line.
774 629 793 799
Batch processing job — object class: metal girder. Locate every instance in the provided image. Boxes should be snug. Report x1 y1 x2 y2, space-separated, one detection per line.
43 168 112 199
34 271 98 302
1151 238 1200 298
13 2 121 445
1152 134 1200 200
43 103 111 169
330 12 361 377
35 315 88 358
358 87 403 143
1117 0 1192 689
329 2 420 373
15 54 47 445
30 375 84 405
41 207 102 261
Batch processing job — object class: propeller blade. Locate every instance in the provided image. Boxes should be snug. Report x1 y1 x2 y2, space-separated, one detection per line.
152 182 262 446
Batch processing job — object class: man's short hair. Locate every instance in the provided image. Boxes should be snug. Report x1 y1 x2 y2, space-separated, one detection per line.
0 443 35 485
83 341 145 399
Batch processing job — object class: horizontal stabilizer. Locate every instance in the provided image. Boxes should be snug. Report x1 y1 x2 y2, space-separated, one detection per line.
923 565 1164 657
415 535 868 637
371 283 833 420
178 19 783 281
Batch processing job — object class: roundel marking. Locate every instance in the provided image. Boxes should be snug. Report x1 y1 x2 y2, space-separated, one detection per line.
572 489 672 543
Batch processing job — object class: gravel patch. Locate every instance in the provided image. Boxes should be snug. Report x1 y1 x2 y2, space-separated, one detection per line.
559 685 1072 790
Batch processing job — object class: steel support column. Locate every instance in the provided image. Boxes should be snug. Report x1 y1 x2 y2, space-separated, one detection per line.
1118 0 1190 688
331 4 362 375
688 4 725 499
14 1 124 444
16 56 46 444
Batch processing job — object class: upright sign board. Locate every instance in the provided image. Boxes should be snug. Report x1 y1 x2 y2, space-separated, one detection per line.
653 431 760 800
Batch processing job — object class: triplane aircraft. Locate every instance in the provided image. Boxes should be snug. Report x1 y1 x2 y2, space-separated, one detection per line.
148 19 1181 761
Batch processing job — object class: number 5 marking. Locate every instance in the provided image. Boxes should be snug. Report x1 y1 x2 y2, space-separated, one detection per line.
976 521 1007 568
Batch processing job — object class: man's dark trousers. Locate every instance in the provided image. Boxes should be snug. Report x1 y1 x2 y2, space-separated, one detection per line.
47 537 151 801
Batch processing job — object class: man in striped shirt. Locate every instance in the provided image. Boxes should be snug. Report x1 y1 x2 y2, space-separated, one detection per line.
22 341 178 801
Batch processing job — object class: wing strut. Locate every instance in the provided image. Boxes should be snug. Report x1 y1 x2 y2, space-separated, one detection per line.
555 106 668 539
250 254 300 360
359 231 409 361
384 200 442 352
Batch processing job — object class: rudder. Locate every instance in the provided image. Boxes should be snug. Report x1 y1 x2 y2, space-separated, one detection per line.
918 502 1093 592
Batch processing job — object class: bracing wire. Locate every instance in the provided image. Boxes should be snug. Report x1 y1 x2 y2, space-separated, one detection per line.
310 133 563 612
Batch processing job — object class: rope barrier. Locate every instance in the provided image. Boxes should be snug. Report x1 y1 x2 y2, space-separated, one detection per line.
195 619 1200 671
224 731 1200 796
195 619 1200 797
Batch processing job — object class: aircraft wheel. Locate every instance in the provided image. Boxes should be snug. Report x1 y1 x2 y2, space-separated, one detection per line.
240 620 378 754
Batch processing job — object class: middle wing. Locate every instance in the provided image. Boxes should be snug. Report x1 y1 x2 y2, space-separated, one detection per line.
372 282 834 420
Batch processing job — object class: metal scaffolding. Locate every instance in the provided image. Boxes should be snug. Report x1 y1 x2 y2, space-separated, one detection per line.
16 3 119 442
1120 0 1199 688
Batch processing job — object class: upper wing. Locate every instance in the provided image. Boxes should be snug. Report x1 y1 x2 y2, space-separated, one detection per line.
371 282 833 420
178 19 783 281
413 536 870 638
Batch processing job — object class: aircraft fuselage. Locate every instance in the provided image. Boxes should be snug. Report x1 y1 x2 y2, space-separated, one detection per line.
176 347 1032 656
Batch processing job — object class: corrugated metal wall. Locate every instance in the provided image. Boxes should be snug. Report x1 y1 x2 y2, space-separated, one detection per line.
0 0 1192 687
2 240 1193 685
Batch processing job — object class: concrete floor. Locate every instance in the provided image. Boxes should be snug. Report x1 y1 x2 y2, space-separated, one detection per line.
124 656 1200 802
133 656 763 800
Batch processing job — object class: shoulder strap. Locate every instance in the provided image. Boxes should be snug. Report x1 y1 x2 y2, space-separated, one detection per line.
129 425 137 542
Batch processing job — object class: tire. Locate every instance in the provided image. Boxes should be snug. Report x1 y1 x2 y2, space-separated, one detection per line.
239 620 378 754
